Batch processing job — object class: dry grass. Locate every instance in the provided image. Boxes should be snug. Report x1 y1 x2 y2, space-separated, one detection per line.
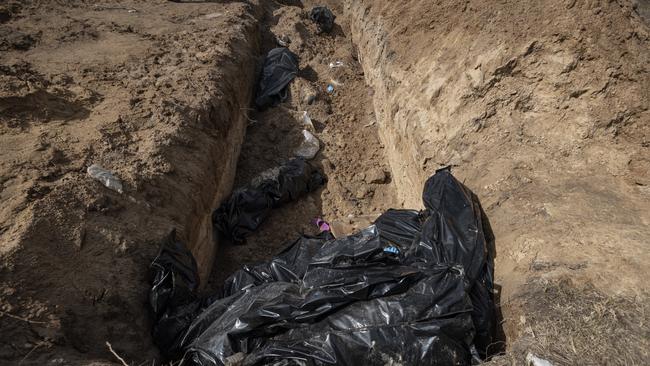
494 278 649 365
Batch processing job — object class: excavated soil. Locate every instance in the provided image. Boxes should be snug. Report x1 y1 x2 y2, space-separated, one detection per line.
0 1 262 363
1 0 649 365
343 0 649 363
209 2 399 288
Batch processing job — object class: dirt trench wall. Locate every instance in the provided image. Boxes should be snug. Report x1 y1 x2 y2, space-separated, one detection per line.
0 1 261 362
344 0 650 360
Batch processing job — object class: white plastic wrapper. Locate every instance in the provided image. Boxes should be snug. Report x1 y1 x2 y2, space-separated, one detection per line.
87 164 124 193
294 130 320 160
526 353 553 366
302 111 314 130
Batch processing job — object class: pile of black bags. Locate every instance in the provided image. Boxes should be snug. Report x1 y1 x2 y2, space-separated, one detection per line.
150 168 496 365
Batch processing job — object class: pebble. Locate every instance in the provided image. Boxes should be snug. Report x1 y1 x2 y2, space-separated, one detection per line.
302 86 318 105
355 186 370 199
365 168 387 184
322 158 335 170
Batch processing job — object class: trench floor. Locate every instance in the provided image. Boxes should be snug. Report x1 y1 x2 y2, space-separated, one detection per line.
208 1 399 287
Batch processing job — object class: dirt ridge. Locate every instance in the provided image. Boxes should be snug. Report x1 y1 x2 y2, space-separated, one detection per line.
1 1 262 363
343 0 649 363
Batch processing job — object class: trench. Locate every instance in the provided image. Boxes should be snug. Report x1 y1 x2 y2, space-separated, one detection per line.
205 2 402 289
185 0 507 360
3 0 646 364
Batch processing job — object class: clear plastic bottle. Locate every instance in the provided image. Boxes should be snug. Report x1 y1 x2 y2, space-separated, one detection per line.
87 164 124 193
294 130 320 160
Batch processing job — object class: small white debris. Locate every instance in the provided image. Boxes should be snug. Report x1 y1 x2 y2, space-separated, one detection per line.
526 352 553 366
302 111 314 130
87 164 124 193
294 130 320 160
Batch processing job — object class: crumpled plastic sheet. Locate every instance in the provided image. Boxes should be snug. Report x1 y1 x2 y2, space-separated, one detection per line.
149 230 203 359
255 48 299 110
150 167 496 365
418 168 496 356
309 6 336 33
212 158 325 243
373 208 424 248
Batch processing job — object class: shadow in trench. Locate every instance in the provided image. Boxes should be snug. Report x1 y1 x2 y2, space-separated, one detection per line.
490 283 508 357
480 203 508 359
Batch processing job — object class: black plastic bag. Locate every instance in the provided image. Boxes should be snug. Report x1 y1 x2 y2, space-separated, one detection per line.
373 208 425 248
149 230 203 359
309 6 336 33
178 226 476 366
255 48 299 110
151 168 495 365
212 158 325 243
368 169 496 356
221 232 333 298
415 167 496 357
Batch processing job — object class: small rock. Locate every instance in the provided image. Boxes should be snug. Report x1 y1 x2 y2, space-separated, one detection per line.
115 240 129 255
195 51 213 63
276 34 291 47
302 86 318 105
321 158 335 170
204 12 223 19
365 168 387 184
87 195 111 212
355 186 370 199
73 225 86 250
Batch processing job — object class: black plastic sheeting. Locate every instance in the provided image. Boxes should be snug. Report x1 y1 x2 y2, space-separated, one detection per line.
149 230 204 359
309 6 336 33
212 158 325 243
255 48 299 110
149 167 496 365
417 168 496 357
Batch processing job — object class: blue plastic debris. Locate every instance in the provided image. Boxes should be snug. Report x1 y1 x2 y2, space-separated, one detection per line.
383 246 400 255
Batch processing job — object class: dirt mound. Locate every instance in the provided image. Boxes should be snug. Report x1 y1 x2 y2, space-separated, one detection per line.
346 0 649 363
1 1 260 363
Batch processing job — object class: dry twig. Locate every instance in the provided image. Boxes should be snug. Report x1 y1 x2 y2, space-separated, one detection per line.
106 341 129 366
0 311 48 324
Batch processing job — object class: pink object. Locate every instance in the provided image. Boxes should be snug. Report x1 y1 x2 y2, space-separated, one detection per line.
314 218 331 232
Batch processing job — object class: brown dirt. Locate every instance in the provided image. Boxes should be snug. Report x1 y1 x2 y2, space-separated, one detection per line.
0 1 261 364
344 0 650 363
209 1 398 287
1 0 649 365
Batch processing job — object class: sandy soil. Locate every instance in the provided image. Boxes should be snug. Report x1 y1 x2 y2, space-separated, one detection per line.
1 0 648 365
344 0 650 363
0 1 261 364
209 2 399 288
